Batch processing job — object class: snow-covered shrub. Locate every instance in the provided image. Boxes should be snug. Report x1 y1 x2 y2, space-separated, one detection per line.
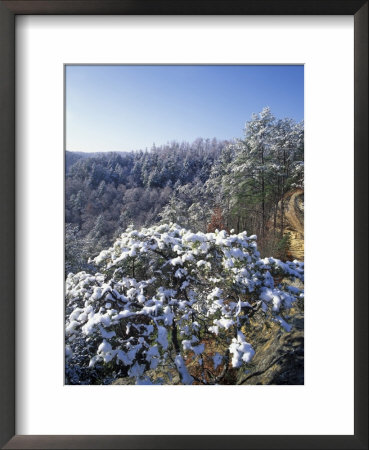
65 223 304 384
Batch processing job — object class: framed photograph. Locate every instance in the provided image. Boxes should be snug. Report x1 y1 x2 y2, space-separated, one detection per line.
0 1 367 449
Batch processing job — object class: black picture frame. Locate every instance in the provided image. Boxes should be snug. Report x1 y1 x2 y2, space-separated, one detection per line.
0 1 367 449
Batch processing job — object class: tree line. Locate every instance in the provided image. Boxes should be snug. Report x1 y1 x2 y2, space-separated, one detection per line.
65 107 303 275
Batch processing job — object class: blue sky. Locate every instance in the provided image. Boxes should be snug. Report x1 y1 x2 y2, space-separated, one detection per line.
66 65 304 153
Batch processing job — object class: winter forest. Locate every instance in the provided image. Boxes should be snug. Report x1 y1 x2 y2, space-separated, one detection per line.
65 105 305 385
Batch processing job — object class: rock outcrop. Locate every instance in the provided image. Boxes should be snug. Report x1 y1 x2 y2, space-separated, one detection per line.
272 188 304 260
237 299 304 385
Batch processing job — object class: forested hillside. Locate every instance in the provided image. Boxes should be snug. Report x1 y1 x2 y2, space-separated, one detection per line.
66 107 304 275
